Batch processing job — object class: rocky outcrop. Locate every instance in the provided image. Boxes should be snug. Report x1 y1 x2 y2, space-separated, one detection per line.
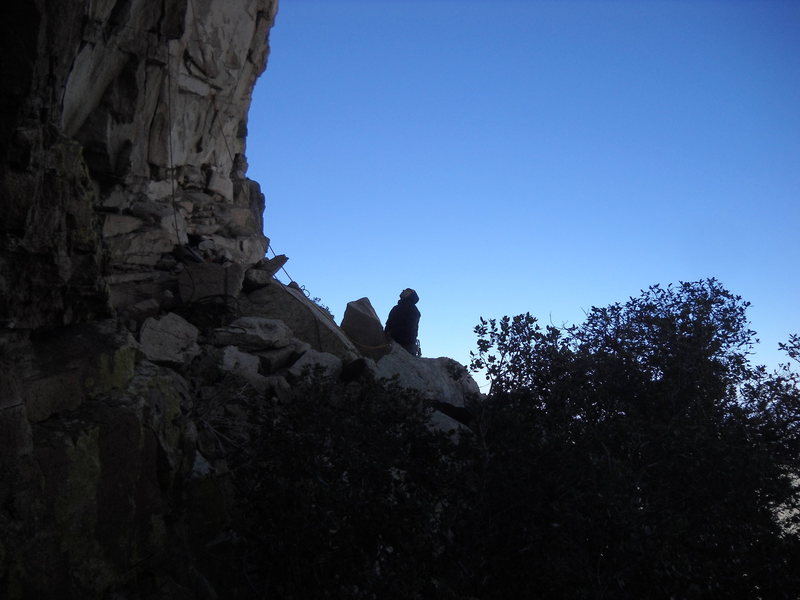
239 279 360 362
139 311 201 365
375 347 480 430
0 1 481 597
340 296 393 360
0 1 279 596
1 0 276 331
338 299 480 430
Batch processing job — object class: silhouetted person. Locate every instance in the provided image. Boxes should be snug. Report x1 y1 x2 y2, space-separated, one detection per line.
385 288 420 356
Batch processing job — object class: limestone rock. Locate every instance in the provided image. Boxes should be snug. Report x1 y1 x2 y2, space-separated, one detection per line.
106 271 178 313
0 139 109 329
239 280 359 363
0 0 281 596
60 0 278 189
25 361 191 597
24 320 139 422
340 297 392 360
105 226 183 267
255 343 299 373
210 316 293 351
177 262 244 304
219 345 267 392
25 367 85 423
243 266 274 291
375 345 480 431
288 348 343 381
208 233 268 266
254 254 289 276
102 214 145 237
139 312 200 365
122 298 161 323
221 345 261 374
0 0 274 325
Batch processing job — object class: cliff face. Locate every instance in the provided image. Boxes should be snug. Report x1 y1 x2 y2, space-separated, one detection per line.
1 0 275 332
0 2 477 597
0 1 279 596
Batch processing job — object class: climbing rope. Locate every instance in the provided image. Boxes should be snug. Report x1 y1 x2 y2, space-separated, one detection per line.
164 37 182 246
266 243 294 284
351 339 393 351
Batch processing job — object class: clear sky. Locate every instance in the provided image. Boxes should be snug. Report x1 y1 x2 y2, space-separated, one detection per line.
246 0 799 377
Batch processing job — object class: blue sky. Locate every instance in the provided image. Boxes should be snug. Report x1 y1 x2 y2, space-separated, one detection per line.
247 0 799 376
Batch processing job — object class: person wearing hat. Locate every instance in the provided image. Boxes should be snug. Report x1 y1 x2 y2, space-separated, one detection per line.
385 288 421 356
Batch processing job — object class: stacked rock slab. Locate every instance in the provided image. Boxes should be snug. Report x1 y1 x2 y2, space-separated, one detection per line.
239 279 361 363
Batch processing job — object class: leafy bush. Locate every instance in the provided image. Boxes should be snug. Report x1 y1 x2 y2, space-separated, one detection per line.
462 279 800 598
229 374 460 599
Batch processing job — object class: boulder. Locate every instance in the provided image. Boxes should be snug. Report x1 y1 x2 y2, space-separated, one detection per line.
374 345 481 431
256 343 299 374
288 348 342 381
243 267 273 292
139 313 200 366
220 346 260 375
210 317 293 351
239 280 359 363
122 298 161 324
340 297 392 360
177 262 244 304
219 346 267 393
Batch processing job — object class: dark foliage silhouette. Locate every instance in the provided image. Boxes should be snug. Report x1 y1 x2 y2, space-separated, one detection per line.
462 279 800 598
223 280 799 598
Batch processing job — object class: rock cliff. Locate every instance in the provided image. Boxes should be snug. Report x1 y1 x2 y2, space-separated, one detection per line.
0 2 477 597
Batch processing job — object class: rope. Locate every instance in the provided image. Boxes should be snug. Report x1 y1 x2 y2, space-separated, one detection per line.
267 244 294 283
162 14 238 319
164 37 182 245
351 339 393 351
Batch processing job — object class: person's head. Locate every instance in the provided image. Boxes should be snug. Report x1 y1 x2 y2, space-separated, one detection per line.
399 288 419 304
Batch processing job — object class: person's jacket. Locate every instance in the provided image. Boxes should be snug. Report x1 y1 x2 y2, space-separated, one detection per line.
385 291 420 352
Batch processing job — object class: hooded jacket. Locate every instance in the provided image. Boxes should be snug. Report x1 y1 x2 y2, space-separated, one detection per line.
385 289 420 353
